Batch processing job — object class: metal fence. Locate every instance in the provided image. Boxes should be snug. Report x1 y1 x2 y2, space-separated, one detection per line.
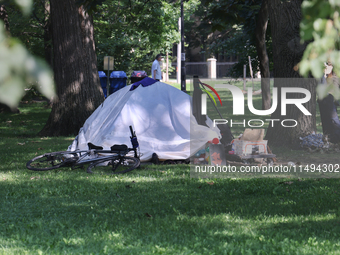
170 62 237 78
217 62 238 78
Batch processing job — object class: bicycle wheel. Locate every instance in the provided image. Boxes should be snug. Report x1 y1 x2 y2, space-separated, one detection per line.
26 151 79 171
87 156 140 174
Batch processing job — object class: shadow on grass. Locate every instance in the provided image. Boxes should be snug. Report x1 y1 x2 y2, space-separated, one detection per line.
0 93 338 253
0 103 51 138
1 166 340 253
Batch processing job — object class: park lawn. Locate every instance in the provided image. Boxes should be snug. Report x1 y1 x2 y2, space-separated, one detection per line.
0 92 340 254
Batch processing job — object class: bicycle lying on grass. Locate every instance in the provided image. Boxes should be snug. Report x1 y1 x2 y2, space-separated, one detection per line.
26 126 140 174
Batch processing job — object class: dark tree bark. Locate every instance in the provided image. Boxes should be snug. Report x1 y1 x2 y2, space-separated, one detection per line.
254 0 271 110
265 0 316 147
44 1 53 68
39 0 104 136
78 6 101 101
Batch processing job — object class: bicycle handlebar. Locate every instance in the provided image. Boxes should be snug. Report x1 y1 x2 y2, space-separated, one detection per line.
88 126 139 158
129 125 139 158
129 126 134 137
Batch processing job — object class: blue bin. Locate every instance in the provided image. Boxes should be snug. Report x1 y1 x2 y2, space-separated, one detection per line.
98 71 108 98
110 71 127 94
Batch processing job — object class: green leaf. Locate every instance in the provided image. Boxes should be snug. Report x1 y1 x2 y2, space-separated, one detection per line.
14 0 33 15
0 77 26 108
310 59 324 78
32 58 56 99
300 21 314 41
300 0 340 82
316 84 329 100
299 60 310 76
329 0 340 7
0 21 55 108
313 18 326 32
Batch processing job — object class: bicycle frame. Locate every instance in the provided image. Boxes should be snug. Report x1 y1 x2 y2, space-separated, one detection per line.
67 124 139 168
26 125 140 173
67 149 121 168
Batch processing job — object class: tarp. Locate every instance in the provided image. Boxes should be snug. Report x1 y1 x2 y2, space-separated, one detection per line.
68 79 220 161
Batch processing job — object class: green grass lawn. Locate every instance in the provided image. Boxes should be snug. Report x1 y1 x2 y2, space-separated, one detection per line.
1 92 340 254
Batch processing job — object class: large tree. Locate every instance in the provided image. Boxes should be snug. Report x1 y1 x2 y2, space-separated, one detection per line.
299 0 340 99
6 1 52 66
0 0 55 110
264 0 316 146
202 0 272 110
7 0 179 77
94 0 179 74
254 0 271 110
39 0 104 136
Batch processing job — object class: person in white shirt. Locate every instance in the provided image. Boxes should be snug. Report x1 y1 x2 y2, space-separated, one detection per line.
151 54 162 81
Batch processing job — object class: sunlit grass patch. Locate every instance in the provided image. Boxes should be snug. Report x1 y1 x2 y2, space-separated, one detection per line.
0 96 339 254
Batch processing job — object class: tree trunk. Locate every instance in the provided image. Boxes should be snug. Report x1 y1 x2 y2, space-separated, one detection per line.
265 0 316 147
39 0 104 136
254 0 271 110
78 6 101 99
44 1 53 68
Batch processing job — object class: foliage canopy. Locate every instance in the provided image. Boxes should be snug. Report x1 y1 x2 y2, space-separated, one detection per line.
0 0 54 108
299 0 340 98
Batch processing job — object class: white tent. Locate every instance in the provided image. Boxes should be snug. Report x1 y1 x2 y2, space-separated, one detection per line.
68 79 220 161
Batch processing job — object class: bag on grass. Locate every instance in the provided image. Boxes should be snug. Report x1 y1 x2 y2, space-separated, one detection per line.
217 123 234 152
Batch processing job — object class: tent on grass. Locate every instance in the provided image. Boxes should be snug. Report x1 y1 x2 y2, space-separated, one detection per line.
68 78 220 161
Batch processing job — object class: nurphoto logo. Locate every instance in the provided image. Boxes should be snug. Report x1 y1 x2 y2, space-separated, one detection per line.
201 84 312 128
